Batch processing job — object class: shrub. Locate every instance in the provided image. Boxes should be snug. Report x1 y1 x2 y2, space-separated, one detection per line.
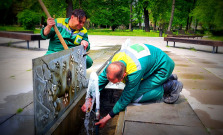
210 30 223 36
17 9 40 30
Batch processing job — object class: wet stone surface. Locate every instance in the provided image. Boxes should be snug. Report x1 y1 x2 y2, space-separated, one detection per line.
124 96 209 135
32 46 88 134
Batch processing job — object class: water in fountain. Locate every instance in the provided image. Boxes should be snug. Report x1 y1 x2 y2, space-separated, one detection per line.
84 72 99 135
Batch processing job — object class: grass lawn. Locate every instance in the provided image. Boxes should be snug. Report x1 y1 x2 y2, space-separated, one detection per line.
0 25 41 33
87 29 160 37
203 36 223 41
0 25 223 41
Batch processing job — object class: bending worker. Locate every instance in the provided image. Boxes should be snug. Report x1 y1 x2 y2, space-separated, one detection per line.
82 43 183 128
41 9 93 69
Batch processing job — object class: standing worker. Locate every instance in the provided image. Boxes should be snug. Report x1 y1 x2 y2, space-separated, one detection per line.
82 43 183 128
41 9 93 69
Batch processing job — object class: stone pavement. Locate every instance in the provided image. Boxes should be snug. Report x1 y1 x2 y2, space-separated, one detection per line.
124 97 208 135
0 36 222 135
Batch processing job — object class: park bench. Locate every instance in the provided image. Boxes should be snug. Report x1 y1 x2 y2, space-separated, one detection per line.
164 37 223 53
167 34 203 39
176 30 203 39
165 31 175 35
178 30 186 35
0 31 44 49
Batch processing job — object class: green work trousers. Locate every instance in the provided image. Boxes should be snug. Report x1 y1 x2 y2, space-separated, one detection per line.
133 59 174 103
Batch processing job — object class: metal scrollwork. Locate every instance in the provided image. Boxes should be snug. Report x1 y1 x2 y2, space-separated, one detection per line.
33 46 87 135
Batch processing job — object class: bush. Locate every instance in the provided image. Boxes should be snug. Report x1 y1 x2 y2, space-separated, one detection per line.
210 30 223 36
17 9 40 30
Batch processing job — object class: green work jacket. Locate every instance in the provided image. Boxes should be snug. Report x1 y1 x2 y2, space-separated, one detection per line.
98 44 174 117
41 18 90 55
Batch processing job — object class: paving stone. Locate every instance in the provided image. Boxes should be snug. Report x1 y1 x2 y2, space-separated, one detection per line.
124 121 209 135
0 115 34 135
181 79 223 91
0 91 33 123
125 96 203 127
210 129 223 135
205 68 223 80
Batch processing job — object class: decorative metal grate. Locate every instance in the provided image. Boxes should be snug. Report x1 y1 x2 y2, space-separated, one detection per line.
33 46 88 134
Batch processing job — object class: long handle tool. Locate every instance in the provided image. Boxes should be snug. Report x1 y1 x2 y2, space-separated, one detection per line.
38 0 68 50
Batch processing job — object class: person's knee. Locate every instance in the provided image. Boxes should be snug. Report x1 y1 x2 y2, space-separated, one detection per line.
134 88 164 103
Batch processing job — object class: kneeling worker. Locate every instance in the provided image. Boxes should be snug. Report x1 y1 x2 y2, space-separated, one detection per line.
81 43 183 128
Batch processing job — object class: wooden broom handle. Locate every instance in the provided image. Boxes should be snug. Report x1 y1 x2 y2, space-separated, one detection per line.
38 0 68 50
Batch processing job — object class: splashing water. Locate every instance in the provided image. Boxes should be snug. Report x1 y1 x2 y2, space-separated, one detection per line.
84 72 99 135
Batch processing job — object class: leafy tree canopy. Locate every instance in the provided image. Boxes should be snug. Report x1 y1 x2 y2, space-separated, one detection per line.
191 0 223 29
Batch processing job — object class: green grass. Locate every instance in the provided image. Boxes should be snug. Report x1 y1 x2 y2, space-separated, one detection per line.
87 29 160 37
0 25 25 31
204 36 223 41
16 108 23 113
1 25 223 40
10 75 15 79
26 69 32 71
189 47 197 51
0 26 159 36
0 25 41 34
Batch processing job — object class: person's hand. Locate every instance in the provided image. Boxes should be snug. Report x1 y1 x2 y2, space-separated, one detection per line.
47 17 55 28
81 40 89 50
95 114 111 128
81 98 92 112
44 17 55 36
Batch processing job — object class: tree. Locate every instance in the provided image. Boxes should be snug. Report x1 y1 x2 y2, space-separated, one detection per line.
171 0 194 31
66 0 73 17
132 0 144 29
136 0 151 32
42 0 67 18
167 0 175 31
150 0 170 30
17 9 40 30
0 0 14 25
87 0 129 31
191 0 223 30
129 0 133 31
143 7 150 32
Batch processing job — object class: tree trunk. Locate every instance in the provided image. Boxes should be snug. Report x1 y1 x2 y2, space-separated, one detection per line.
167 0 175 31
189 0 196 30
66 0 73 18
194 18 197 32
144 8 150 32
189 16 193 30
112 25 116 31
153 20 157 30
139 23 142 29
186 16 189 31
129 1 132 31
179 24 182 30
79 0 81 9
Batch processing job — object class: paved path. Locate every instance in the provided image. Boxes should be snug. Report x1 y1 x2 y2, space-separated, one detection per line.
0 36 222 135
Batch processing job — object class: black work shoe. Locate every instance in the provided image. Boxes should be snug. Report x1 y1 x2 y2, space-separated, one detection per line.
163 81 183 104
169 74 178 80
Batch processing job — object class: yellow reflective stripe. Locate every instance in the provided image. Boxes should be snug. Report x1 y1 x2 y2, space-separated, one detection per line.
80 27 87 34
119 49 141 70
56 18 70 30
112 52 138 75
74 35 83 45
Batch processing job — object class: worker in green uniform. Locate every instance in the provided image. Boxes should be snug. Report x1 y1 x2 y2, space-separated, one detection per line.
82 43 183 128
41 9 93 69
